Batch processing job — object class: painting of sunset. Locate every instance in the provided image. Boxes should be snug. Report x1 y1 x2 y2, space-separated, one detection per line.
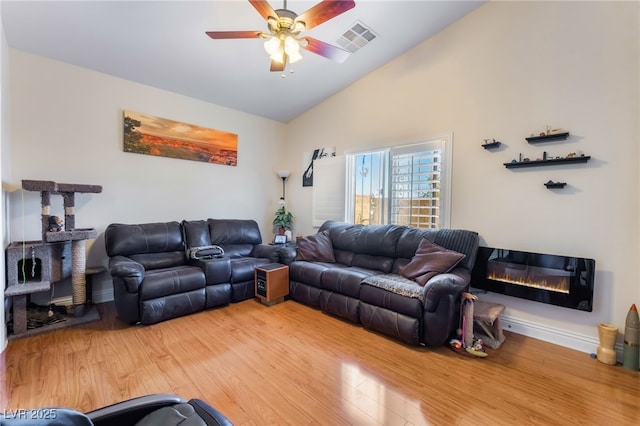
123 110 238 166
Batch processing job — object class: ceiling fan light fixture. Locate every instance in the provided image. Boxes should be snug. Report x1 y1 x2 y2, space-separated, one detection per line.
270 51 285 64
284 36 300 54
284 35 302 63
288 49 303 64
264 35 282 56
269 45 286 64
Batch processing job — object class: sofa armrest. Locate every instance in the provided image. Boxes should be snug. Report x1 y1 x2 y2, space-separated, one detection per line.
277 244 297 265
190 257 231 285
250 244 281 263
108 255 145 293
187 398 234 426
87 394 186 426
422 268 471 347
422 268 470 312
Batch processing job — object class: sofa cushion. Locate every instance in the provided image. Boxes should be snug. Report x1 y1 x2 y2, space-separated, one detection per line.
401 238 465 285
360 282 423 318
353 224 405 258
290 261 340 288
182 220 212 248
396 227 479 272
295 230 336 263
318 221 405 262
223 244 255 258
130 251 186 271
105 222 185 260
351 254 394 273
229 257 272 283
321 267 380 298
360 282 424 318
208 219 262 245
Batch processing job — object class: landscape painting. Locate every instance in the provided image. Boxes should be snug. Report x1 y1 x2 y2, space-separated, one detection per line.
123 110 238 166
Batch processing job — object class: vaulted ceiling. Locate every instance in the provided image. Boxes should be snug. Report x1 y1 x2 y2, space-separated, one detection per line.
1 1 484 122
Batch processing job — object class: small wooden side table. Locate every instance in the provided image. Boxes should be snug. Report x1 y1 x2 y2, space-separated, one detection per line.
255 263 289 306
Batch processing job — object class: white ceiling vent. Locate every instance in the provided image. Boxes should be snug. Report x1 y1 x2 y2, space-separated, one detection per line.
336 21 377 53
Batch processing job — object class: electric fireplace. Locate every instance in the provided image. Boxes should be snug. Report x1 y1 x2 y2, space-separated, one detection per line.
471 247 595 311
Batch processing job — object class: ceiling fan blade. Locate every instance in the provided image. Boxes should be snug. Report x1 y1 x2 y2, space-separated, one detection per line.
270 58 286 72
303 37 350 63
249 0 278 20
296 0 355 30
206 31 262 39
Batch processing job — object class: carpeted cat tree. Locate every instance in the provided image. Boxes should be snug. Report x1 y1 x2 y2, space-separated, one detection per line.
5 180 102 338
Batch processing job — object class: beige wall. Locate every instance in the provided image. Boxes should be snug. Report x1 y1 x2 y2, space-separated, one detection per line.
7 50 287 303
285 1 640 350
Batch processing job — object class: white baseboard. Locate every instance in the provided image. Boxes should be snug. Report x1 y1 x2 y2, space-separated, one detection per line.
502 314 624 361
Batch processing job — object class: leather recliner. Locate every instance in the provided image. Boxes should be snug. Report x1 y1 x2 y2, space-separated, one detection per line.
105 222 207 325
105 219 280 325
0 394 233 426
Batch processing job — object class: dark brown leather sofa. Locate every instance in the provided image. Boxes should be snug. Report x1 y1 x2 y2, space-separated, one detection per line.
279 221 479 347
105 219 279 325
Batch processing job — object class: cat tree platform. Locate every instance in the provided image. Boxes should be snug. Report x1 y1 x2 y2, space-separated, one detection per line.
5 180 102 338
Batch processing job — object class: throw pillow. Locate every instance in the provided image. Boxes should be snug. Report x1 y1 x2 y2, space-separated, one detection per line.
295 230 336 263
401 237 465 286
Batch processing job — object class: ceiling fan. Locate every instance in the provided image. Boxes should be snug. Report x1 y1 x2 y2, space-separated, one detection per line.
206 0 356 72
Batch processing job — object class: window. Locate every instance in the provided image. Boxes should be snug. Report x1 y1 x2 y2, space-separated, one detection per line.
345 135 452 229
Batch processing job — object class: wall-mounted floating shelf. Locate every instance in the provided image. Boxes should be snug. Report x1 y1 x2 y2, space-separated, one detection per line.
544 181 566 189
482 141 501 149
525 132 570 143
504 155 590 169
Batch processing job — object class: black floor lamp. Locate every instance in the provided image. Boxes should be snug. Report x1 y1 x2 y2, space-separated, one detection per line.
277 170 290 207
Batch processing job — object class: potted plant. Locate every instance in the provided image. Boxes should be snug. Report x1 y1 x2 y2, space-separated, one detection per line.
273 206 293 235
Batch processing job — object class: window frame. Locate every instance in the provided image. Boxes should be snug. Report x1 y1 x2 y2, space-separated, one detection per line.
345 133 453 229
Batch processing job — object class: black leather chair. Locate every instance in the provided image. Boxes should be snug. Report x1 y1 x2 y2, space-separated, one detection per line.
88 394 233 426
105 222 208 325
0 394 233 426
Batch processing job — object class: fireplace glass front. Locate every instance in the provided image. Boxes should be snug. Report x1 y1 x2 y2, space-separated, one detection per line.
471 247 595 311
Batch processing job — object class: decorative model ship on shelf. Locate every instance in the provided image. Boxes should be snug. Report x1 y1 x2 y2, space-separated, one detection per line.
481 138 502 149
505 149 590 168
544 180 567 189
526 126 570 143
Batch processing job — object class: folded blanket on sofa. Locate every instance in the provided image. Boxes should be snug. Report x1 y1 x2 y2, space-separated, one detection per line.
362 274 426 300
186 245 225 260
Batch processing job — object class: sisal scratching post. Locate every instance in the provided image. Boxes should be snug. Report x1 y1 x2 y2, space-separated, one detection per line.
462 297 474 347
71 240 87 317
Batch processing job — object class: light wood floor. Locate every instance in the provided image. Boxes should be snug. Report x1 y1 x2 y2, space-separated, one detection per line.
1 300 638 425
